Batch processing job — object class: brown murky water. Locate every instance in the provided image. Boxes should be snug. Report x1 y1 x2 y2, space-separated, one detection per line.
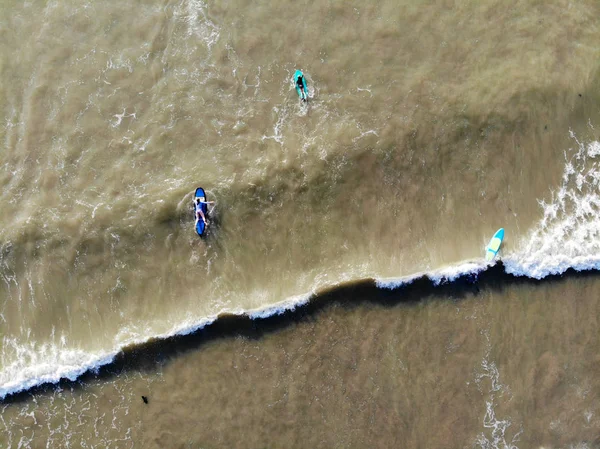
3 272 600 448
2 0 600 447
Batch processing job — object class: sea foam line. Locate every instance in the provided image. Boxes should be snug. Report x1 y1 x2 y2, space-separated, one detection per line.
0 246 598 402
0 293 312 400
504 135 600 279
376 260 489 289
0 258 530 402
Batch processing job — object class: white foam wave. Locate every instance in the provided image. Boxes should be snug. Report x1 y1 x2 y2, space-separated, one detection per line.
0 293 312 400
261 106 288 145
0 338 117 400
474 331 522 449
504 136 600 279
376 260 490 289
178 0 220 50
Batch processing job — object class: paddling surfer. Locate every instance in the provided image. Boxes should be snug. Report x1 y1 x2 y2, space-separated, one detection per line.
296 74 307 101
194 197 214 226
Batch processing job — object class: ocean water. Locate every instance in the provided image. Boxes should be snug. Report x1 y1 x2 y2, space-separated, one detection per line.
2 0 600 447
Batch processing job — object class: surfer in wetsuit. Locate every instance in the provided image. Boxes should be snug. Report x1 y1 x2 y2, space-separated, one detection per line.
296 75 306 101
194 197 214 226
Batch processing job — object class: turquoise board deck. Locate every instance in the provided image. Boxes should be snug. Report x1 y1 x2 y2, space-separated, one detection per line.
485 228 504 261
293 70 308 101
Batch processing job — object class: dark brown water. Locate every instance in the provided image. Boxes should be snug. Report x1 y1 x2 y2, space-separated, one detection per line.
2 0 600 447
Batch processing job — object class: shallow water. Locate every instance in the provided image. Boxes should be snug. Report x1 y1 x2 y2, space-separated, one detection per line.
3 272 600 448
2 0 600 447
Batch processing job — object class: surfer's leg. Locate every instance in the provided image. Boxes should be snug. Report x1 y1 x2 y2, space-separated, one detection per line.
198 209 208 225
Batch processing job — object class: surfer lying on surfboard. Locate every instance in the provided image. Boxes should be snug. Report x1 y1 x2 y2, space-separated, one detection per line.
296 74 306 101
194 197 214 226
293 70 308 102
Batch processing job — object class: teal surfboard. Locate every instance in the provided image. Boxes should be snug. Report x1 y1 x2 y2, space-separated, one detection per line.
485 228 504 261
293 70 308 101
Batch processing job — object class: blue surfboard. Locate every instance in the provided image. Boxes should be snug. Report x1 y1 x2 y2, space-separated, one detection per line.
485 228 504 261
194 187 209 237
293 70 308 101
